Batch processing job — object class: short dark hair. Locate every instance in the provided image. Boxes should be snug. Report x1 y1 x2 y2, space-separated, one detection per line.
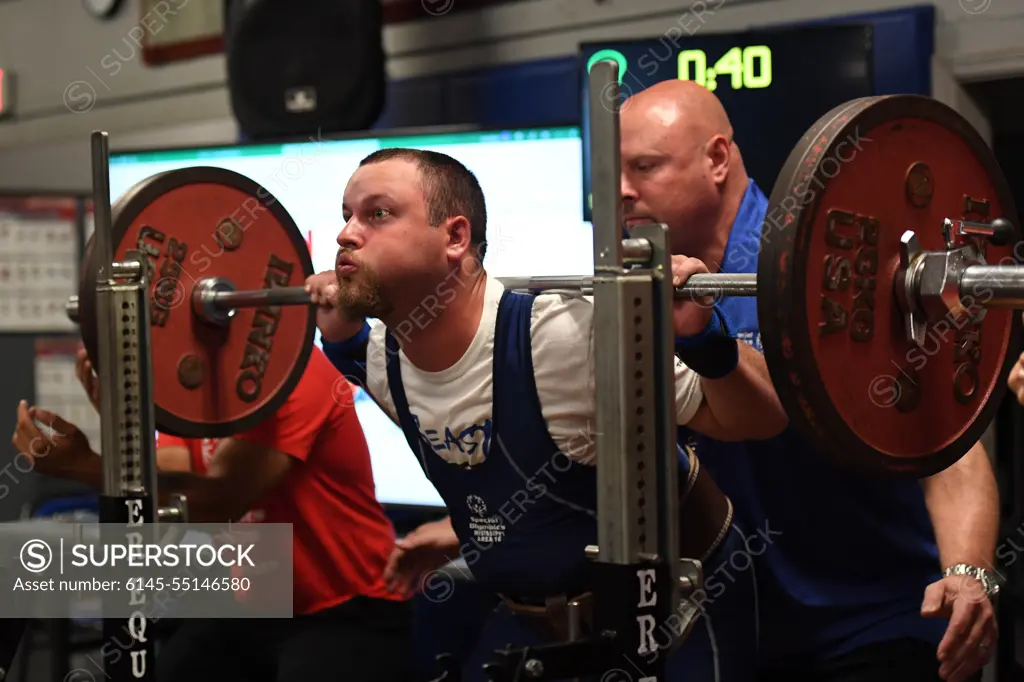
359 147 488 261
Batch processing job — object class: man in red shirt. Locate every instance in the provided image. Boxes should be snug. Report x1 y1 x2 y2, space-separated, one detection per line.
12 345 411 682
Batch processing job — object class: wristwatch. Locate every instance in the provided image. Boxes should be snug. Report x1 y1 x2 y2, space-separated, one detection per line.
943 563 1001 599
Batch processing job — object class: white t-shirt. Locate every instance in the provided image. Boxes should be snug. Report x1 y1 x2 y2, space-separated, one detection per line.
362 276 704 466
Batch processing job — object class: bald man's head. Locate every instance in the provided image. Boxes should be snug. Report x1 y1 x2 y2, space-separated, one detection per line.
619 80 748 256
625 80 733 143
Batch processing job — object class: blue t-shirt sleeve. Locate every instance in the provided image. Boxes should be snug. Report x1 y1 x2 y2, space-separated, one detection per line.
321 321 371 389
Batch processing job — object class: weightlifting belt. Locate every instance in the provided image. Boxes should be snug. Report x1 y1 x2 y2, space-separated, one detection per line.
502 448 732 641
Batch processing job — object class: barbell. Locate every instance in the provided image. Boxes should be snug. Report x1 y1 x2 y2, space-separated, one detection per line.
68 94 1023 480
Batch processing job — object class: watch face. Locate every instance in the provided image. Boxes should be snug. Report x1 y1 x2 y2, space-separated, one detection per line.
984 573 1000 594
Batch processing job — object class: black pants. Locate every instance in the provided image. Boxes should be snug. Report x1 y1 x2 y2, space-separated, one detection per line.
757 637 972 682
155 596 413 682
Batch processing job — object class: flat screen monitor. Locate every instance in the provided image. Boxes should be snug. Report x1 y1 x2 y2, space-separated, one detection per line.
579 23 875 220
108 125 591 509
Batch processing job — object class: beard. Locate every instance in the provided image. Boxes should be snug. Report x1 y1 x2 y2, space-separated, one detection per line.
335 262 394 320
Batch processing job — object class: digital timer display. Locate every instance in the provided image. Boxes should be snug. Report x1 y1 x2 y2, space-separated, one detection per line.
586 46 774 94
579 24 875 221
678 47 772 91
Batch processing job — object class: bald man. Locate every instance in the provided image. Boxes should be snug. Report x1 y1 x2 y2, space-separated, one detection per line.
618 80 1000 682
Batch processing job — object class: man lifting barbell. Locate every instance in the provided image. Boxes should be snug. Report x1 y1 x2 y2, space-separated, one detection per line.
12 344 414 682
616 79 1003 682
304 145 790 681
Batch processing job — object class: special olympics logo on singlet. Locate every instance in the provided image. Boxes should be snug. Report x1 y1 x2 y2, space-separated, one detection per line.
466 495 488 515
466 495 505 546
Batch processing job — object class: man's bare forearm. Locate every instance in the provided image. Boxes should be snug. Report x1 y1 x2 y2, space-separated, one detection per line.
61 453 102 490
922 441 998 568
700 342 788 439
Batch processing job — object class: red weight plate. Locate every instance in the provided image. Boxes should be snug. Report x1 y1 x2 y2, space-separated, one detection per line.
80 167 315 438
758 95 1021 479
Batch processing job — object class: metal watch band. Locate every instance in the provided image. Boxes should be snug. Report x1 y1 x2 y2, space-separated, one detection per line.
943 563 1001 598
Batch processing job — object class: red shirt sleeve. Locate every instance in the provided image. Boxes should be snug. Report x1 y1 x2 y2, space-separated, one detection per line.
156 432 188 449
231 349 341 462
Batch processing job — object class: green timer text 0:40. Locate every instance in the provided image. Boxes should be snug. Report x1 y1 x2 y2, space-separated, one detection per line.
679 46 772 92
586 46 773 93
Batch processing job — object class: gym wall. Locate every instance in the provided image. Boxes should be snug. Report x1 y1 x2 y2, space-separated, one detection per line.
0 0 1022 190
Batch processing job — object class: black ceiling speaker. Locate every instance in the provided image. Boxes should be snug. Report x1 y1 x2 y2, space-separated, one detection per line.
226 0 386 140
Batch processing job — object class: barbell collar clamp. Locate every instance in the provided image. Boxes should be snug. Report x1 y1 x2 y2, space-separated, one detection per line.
191 277 238 327
897 232 927 347
942 217 1017 249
